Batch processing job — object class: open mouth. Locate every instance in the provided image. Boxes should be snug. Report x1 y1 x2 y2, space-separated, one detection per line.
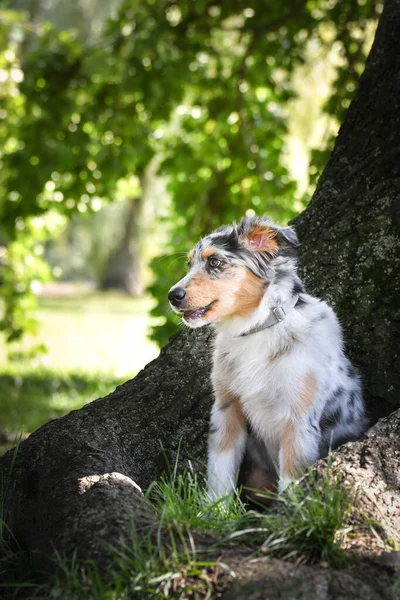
181 300 217 322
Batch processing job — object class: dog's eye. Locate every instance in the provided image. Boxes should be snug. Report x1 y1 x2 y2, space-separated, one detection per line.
208 257 222 269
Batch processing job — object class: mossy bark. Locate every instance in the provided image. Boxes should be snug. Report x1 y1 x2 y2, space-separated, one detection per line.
293 0 400 421
0 0 399 572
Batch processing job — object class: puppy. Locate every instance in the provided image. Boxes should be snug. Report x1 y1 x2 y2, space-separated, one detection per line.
168 215 367 498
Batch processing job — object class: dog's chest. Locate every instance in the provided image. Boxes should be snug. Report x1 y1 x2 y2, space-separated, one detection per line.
224 345 275 395
213 335 296 435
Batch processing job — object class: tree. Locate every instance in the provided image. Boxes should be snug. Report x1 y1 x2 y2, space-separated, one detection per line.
0 6 178 338
0 0 380 344
99 194 144 295
146 0 381 344
0 0 399 590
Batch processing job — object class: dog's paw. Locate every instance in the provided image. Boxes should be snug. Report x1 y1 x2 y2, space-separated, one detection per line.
278 474 292 494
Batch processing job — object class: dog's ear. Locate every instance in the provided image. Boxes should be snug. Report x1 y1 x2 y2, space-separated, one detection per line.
241 225 279 254
277 226 299 248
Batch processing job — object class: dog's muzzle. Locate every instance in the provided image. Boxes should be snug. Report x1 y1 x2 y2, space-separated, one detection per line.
168 287 186 308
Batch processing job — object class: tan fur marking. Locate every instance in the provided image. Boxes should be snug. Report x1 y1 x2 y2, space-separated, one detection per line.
187 249 194 262
185 267 263 321
220 400 245 451
281 421 296 478
294 373 317 417
213 383 246 452
213 379 236 404
281 373 317 478
231 270 264 317
201 247 219 259
185 273 220 309
185 273 239 319
246 226 278 254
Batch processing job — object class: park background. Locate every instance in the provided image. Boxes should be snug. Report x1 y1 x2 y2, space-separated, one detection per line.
0 0 381 454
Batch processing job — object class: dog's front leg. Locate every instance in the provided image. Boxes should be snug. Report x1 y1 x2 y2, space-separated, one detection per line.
207 389 247 500
278 419 320 494
278 373 320 493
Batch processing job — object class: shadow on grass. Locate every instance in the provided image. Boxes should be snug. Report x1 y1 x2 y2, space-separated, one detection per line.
0 370 123 455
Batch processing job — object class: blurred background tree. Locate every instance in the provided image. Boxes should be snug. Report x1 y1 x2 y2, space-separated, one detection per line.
0 0 381 448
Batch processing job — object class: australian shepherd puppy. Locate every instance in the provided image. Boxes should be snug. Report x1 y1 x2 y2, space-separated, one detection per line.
168 215 367 499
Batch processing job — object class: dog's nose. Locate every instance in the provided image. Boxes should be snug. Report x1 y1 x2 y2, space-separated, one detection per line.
168 287 186 306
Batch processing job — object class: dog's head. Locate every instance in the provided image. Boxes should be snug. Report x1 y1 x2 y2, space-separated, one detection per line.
168 215 299 328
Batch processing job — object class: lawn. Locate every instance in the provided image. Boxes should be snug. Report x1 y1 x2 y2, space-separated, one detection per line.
0 292 161 454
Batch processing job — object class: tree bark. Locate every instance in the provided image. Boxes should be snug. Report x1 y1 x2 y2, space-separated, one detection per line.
0 328 213 568
1 0 400 574
294 0 400 422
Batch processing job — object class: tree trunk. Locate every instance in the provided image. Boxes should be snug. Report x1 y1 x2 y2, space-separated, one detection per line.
293 0 400 422
1 0 399 577
100 195 143 296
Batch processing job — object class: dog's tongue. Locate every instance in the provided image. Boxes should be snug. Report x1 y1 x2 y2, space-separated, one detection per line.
185 308 204 320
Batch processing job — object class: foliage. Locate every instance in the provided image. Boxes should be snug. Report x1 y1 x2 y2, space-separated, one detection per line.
141 0 381 345
0 213 62 343
0 1 381 346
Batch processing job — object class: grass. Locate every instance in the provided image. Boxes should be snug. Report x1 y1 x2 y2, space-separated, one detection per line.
0 455 358 599
0 368 123 454
146 460 247 537
152 464 354 569
232 469 353 567
48 528 231 600
52 466 355 597
0 292 160 455
0 293 159 376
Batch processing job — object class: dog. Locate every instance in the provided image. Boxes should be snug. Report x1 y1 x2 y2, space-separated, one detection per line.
168 215 367 499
